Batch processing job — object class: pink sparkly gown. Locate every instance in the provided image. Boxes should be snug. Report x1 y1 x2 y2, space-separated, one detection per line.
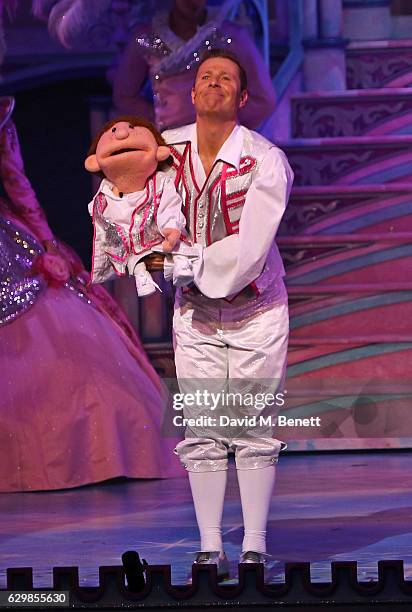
0 100 183 492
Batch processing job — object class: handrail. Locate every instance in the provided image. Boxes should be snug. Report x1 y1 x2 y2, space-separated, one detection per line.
273 46 304 100
249 0 270 67
272 0 304 99
227 0 270 66
260 0 304 136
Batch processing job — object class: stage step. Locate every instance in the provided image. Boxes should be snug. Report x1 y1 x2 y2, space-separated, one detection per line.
278 232 412 244
347 39 412 89
282 184 412 235
291 88 412 138
280 135 412 186
286 282 412 294
279 233 412 269
282 234 412 284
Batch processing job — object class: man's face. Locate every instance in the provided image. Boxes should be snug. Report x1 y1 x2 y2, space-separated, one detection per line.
191 57 248 120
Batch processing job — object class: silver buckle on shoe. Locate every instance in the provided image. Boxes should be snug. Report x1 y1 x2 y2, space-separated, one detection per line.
239 551 267 564
194 551 220 564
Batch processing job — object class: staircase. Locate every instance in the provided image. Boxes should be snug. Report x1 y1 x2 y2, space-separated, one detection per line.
278 40 412 450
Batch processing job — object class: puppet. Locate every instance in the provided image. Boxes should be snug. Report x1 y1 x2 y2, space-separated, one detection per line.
85 116 193 296
0 98 182 492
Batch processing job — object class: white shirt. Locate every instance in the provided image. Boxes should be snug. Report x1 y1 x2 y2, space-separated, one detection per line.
163 123 294 299
88 174 186 234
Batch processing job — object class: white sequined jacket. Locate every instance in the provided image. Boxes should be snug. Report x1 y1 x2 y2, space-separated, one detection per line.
162 123 294 300
89 172 185 283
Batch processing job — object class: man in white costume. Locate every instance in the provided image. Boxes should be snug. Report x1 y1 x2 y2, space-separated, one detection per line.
162 49 293 575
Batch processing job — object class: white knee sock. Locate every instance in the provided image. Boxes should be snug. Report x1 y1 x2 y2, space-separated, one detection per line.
188 470 227 553
237 465 276 553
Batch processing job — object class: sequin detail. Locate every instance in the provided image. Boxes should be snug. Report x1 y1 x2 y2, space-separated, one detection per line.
170 143 256 246
91 178 163 283
0 217 46 326
136 33 171 59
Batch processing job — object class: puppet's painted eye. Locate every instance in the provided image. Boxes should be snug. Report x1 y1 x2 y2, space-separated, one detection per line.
111 127 116 133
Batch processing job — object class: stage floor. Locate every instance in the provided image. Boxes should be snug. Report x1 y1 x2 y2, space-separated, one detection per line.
1 451 412 587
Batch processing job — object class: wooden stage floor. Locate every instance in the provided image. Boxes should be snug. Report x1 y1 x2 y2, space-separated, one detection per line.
1 451 411 587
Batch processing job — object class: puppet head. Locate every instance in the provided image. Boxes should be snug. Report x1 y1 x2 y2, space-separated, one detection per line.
85 116 171 193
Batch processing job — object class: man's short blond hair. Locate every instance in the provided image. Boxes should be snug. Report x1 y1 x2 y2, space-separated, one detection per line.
194 49 248 92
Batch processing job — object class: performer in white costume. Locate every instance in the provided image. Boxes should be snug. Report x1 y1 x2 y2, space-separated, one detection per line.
162 49 293 574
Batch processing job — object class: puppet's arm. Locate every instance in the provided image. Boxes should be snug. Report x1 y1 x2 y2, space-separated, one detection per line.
87 196 116 284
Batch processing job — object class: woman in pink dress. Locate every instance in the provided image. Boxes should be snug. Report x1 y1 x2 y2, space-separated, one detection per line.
0 97 182 492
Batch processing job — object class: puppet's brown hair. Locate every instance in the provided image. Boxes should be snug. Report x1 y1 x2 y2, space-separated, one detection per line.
87 116 172 172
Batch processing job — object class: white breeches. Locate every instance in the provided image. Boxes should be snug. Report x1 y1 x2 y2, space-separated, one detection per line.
173 279 289 472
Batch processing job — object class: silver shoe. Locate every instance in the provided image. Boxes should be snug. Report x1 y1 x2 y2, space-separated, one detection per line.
239 550 267 564
193 551 230 580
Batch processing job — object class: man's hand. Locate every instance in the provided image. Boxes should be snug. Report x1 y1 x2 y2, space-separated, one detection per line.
162 228 180 253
